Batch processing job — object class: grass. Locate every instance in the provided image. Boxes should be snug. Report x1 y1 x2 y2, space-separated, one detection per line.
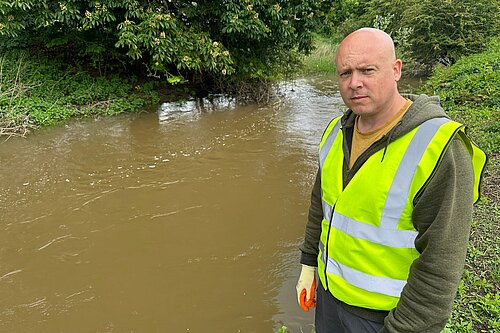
446 157 500 332
0 51 160 138
301 35 337 75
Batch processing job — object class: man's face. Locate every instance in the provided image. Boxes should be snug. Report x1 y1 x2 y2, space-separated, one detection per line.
335 34 402 117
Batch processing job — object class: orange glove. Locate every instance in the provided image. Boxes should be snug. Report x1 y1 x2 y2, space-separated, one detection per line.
296 264 317 312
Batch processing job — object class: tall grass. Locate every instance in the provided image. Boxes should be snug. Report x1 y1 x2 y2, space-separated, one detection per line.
0 53 32 137
301 35 337 75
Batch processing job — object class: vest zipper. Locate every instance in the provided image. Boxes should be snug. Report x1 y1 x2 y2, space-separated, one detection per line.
323 204 336 292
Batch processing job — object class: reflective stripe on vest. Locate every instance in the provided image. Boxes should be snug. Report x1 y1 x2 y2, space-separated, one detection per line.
319 117 450 248
319 119 342 171
317 116 469 310
318 240 407 297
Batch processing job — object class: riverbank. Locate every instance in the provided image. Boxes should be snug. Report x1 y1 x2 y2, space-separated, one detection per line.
1 37 498 333
420 43 498 333
0 51 164 138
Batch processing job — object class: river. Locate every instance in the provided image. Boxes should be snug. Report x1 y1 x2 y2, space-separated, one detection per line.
0 75 419 332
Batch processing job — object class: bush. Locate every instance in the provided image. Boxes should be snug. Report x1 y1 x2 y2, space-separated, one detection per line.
0 0 331 86
420 38 500 155
403 0 500 66
333 0 499 68
0 51 157 133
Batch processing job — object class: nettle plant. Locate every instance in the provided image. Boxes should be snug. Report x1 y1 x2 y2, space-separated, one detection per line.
0 0 329 82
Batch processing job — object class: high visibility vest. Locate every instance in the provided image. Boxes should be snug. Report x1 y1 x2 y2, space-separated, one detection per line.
317 116 486 310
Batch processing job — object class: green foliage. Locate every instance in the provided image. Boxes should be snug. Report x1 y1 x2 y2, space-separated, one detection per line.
301 35 337 74
446 200 500 332
402 0 500 65
420 38 500 155
0 0 330 86
0 51 155 132
328 0 367 36
275 326 288 333
332 0 500 67
11 97 76 126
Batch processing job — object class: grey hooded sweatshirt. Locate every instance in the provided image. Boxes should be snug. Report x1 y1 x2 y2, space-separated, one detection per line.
300 94 477 332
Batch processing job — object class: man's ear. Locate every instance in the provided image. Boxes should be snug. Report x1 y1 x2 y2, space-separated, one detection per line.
393 59 403 81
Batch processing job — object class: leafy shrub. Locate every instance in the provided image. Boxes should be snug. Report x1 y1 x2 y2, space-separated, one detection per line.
403 0 500 65
333 0 499 67
0 51 155 131
0 0 330 86
26 98 76 126
420 38 500 155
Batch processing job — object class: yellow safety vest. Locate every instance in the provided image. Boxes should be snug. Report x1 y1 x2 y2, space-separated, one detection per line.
317 116 486 310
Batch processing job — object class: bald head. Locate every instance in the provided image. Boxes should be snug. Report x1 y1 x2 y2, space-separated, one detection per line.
336 28 397 64
334 27 406 128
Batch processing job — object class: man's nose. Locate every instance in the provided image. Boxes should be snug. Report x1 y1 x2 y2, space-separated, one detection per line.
348 71 363 89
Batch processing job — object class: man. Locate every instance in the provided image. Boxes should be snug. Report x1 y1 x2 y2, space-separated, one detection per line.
296 28 486 332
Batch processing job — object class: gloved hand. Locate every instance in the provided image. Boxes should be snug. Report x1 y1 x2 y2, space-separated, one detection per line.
296 264 316 312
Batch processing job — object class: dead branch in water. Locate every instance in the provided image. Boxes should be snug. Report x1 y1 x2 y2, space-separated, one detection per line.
0 115 32 140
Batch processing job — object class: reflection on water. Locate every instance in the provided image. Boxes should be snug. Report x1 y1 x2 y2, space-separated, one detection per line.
0 77 345 332
157 94 239 123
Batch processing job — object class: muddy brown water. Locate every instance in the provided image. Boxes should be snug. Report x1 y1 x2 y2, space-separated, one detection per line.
0 76 419 332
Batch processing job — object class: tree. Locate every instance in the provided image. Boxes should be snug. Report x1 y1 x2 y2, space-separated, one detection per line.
403 0 500 65
0 0 333 87
331 0 499 67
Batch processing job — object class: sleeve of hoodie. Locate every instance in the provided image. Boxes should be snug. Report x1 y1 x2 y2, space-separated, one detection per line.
380 137 475 333
299 168 323 267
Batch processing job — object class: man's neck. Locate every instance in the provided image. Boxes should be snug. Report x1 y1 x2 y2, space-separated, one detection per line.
357 95 407 133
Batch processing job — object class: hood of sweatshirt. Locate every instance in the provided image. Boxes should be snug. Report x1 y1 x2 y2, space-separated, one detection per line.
339 94 450 176
396 93 450 138
341 94 449 141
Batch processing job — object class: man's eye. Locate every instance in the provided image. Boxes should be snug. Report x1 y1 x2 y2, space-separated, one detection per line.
339 71 351 78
